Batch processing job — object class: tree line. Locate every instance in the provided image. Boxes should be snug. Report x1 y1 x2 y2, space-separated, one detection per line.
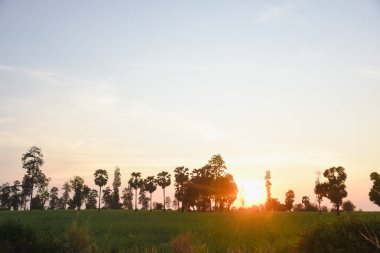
0 146 238 211
0 146 379 213
261 167 380 215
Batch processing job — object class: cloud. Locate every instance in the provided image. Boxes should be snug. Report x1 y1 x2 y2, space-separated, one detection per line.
254 1 296 23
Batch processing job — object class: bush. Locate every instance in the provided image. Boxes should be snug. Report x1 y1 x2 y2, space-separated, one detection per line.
0 219 36 253
296 218 380 253
170 234 207 253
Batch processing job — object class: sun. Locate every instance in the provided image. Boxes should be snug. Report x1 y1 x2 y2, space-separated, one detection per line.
235 179 266 207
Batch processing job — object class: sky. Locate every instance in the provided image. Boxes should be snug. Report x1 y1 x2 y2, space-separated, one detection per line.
0 0 380 210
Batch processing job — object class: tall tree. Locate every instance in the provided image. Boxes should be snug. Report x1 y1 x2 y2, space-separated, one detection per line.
94 169 108 211
208 154 227 178
285 190 295 211
35 173 50 210
21 175 32 210
10 180 21 211
157 171 171 212
21 146 45 211
61 182 71 210
174 167 189 211
121 186 133 210
314 170 326 213
264 170 272 211
49 187 59 209
70 176 85 210
369 172 380 207
144 176 157 211
128 172 143 211
322 166 347 215
111 167 122 209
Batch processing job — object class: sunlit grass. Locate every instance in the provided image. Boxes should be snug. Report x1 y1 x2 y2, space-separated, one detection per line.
0 210 379 252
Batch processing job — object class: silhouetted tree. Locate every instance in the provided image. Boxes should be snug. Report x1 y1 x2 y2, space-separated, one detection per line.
213 174 238 211
128 172 143 211
121 186 133 210
85 189 98 209
0 183 11 210
144 176 157 211
49 187 59 209
342 200 355 212
21 175 32 210
102 187 113 208
61 181 71 210
70 176 85 210
10 180 21 210
57 196 66 209
94 169 108 211
138 189 150 210
174 166 189 211
111 167 121 209
285 190 295 211
21 146 45 211
264 171 272 211
302 196 311 209
35 173 50 210
314 170 326 213
321 166 347 215
369 172 380 207
157 171 171 212
165 196 171 210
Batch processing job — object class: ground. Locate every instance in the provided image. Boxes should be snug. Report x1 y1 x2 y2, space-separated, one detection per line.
0 210 379 252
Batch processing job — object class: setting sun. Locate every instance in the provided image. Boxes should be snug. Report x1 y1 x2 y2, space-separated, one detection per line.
235 179 266 207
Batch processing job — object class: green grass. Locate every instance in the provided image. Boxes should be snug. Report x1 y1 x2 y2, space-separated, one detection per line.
0 210 379 252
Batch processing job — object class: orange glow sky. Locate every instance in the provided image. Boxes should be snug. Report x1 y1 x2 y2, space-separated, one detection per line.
0 1 379 210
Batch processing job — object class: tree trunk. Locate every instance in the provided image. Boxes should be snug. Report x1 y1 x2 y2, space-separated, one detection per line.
150 192 152 212
30 187 33 211
336 204 340 216
134 189 137 211
163 187 166 212
98 186 101 211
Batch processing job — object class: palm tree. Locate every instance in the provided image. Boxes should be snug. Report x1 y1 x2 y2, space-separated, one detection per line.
128 172 143 211
174 166 189 211
144 176 157 211
157 171 171 212
94 169 108 211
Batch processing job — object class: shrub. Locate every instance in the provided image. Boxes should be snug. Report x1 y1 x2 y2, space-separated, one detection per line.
0 219 36 253
296 218 380 253
170 234 207 253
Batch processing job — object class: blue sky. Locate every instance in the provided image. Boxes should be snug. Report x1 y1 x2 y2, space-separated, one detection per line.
0 0 380 210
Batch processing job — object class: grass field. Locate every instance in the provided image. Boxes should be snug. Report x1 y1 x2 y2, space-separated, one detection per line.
0 210 379 252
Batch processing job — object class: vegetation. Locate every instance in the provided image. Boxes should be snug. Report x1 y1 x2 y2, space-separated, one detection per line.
370 172 380 207
94 169 109 211
320 167 348 215
0 211 379 252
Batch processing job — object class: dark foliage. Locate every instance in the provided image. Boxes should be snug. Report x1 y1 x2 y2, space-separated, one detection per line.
296 218 380 253
0 220 36 253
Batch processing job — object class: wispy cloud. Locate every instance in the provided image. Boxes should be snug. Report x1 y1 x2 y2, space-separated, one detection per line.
255 1 295 23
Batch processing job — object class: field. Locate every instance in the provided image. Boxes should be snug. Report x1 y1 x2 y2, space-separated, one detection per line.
1 210 380 252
